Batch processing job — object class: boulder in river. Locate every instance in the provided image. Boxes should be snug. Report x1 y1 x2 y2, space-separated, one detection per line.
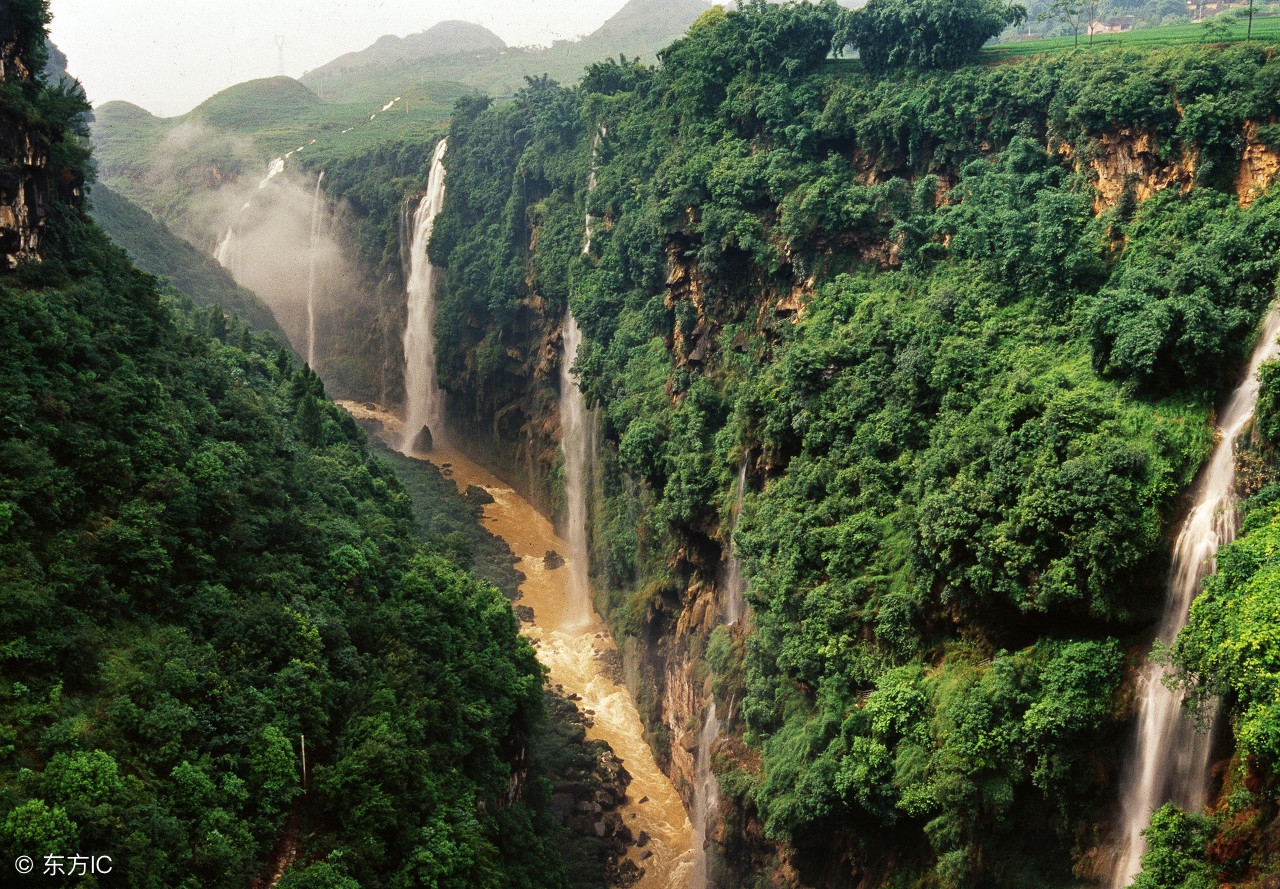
464 484 494 505
411 424 434 452
544 549 564 569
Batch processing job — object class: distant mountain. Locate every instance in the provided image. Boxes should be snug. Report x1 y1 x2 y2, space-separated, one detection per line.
585 0 715 47
301 0 714 104
304 21 507 81
191 76 322 130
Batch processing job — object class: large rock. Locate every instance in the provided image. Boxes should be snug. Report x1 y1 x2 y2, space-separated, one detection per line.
411 424 433 452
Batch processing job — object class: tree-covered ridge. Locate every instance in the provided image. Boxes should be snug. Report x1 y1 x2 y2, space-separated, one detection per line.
0 10 582 886
429 2 1280 883
0 216 571 888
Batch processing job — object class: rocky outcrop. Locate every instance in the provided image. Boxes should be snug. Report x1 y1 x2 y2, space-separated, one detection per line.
444 290 565 515
1236 120 1280 207
1057 128 1195 214
0 3 50 269
544 691 645 888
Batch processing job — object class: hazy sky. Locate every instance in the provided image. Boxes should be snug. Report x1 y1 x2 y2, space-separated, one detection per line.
48 0 647 117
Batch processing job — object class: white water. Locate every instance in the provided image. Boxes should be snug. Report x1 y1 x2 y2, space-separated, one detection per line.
1111 306 1280 887
258 157 285 189
691 701 721 889
559 135 601 626
560 311 594 626
723 454 749 627
401 139 448 452
214 226 234 269
305 171 325 368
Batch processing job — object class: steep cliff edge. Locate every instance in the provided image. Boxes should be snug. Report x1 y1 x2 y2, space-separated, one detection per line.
0 1 50 267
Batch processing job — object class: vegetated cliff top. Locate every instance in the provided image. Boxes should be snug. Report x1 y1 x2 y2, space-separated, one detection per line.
303 20 507 81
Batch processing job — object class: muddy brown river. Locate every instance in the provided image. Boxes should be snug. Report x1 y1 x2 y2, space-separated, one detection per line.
338 402 695 887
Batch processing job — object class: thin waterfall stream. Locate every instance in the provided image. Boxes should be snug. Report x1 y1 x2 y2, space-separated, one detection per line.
689 453 751 887
1111 305 1280 886
723 453 750 628
305 170 325 368
690 701 721 889
559 311 594 628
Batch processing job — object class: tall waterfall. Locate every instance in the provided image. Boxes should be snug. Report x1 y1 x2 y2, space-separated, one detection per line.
691 701 721 889
723 454 750 626
1111 306 1280 886
305 170 325 368
559 134 601 626
560 311 594 626
401 139 448 453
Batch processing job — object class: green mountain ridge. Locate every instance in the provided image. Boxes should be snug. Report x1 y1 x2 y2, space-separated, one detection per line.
299 0 716 104
304 20 508 79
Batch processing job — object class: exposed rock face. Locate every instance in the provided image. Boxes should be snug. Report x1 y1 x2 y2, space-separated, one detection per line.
446 291 565 514
0 4 50 269
1237 120 1280 207
1057 128 1195 213
411 423 434 452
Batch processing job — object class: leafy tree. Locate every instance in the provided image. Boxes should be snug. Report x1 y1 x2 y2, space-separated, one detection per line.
841 0 1027 74
1038 0 1094 47
1130 804 1216 889
1 799 78 860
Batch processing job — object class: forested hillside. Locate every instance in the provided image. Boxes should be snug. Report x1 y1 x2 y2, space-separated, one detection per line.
421 2 1280 885
29 0 1280 884
0 4 616 888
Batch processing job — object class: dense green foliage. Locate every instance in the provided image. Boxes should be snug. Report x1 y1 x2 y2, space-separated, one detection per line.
0 218 571 888
840 0 1027 74
0 16 588 887
430 1 1280 882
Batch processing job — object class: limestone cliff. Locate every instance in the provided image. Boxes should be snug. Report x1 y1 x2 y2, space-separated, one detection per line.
0 2 50 268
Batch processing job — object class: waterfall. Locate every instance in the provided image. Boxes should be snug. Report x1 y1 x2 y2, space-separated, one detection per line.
560 311 594 626
401 139 448 453
688 454 754 887
723 454 749 626
558 132 602 625
691 701 721 889
214 226 234 269
1111 305 1280 887
305 170 325 369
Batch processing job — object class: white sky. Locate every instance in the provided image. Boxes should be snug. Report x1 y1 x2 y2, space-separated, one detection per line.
48 0 643 117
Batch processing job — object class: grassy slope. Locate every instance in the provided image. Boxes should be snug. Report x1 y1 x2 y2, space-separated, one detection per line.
984 12 1280 57
88 183 284 336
